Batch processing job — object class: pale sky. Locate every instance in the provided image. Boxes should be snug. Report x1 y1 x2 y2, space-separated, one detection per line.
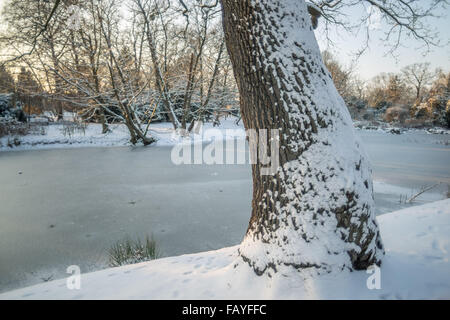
315 2 450 80
0 0 448 80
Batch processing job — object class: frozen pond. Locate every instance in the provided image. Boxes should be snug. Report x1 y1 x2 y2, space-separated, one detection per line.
0 130 449 292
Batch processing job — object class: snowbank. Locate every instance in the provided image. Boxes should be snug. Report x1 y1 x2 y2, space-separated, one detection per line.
1 199 449 300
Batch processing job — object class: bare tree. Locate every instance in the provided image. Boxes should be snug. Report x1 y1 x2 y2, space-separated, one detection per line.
311 0 447 57
133 0 181 129
222 0 384 275
97 0 155 145
322 50 353 101
0 0 70 119
402 63 435 102
219 0 444 276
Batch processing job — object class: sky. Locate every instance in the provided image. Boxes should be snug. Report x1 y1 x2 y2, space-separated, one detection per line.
0 0 448 80
315 2 450 80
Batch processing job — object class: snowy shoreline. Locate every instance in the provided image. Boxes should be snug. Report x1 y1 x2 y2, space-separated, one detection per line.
1 120 448 153
0 120 247 152
1 199 449 300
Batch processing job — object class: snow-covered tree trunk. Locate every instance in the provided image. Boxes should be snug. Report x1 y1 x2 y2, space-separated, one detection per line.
221 0 384 275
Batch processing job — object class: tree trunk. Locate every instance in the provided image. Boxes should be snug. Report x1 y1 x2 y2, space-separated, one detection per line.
99 107 109 134
221 0 384 275
415 85 421 101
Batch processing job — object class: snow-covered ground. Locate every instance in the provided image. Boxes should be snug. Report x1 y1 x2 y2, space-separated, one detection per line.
353 120 450 136
0 119 246 152
1 119 448 152
1 199 449 300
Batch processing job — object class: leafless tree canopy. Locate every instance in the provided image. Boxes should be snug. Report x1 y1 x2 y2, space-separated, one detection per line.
0 0 238 143
309 0 448 57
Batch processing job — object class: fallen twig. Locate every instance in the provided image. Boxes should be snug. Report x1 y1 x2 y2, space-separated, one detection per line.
406 182 442 203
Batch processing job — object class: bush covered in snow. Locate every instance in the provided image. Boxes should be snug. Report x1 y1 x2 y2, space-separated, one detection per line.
0 93 29 140
0 94 27 122
0 93 49 142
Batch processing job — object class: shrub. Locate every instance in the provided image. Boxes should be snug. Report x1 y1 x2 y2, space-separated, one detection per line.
108 235 160 267
384 106 409 123
60 122 87 138
0 120 47 139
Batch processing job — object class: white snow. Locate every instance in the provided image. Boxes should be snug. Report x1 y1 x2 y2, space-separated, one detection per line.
1 119 446 153
1 199 449 300
0 119 246 152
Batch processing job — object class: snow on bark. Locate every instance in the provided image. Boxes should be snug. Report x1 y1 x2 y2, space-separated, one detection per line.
222 0 384 275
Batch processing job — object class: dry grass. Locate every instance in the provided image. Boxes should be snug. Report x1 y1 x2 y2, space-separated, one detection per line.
0 121 47 138
108 235 160 267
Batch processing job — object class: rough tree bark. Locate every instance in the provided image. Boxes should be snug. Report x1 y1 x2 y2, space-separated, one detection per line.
221 0 384 275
